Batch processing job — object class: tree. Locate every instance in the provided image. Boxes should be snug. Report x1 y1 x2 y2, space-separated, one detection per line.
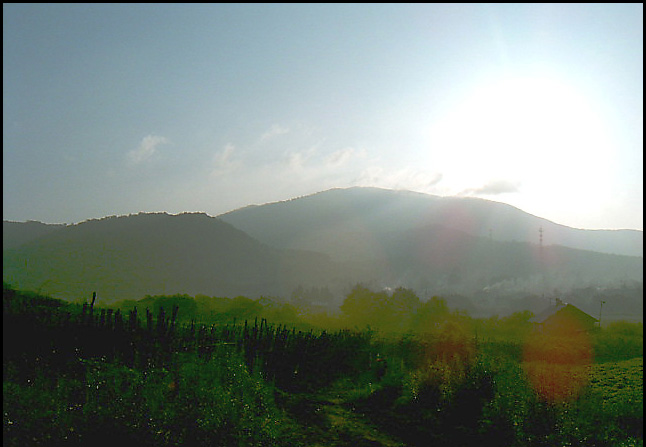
340 285 378 329
412 296 450 332
341 285 422 333
383 287 421 332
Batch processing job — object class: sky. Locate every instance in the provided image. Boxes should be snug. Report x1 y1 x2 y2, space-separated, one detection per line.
3 4 643 230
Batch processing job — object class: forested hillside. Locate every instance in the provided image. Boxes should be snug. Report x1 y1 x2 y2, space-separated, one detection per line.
3 212 342 302
3 210 642 312
220 187 643 258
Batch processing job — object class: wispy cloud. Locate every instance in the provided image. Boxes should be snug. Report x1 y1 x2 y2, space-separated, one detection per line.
356 166 443 192
211 143 241 176
260 124 290 142
325 147 362 167
460 179 521 196
285 147 317 172
126 135 169 167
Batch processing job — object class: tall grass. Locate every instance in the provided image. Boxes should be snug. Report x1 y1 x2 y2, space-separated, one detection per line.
3 284 643 446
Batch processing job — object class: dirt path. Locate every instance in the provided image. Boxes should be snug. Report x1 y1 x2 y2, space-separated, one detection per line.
314 395 406 447
281 388 406 447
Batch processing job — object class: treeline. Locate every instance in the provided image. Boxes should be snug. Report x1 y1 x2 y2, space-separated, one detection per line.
96 284 643 363
109 293 301 327
3 283 373 394
8 280 642 363
106 285 520 336
3 283 381 445
3 283 293 445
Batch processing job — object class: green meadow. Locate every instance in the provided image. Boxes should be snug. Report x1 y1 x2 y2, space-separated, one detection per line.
3 284 642 446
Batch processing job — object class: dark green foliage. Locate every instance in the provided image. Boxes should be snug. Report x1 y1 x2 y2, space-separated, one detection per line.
111 292 302 328
3 285 372 444
593 321 643 362
3 285 298 446
2 212 344 302
3 283 642 447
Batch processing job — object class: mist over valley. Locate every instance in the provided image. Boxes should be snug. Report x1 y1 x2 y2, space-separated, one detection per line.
4 187 642 320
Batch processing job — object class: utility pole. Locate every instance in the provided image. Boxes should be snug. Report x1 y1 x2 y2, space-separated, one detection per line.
539 226 546 304
599 300 606 328
488 228 493 287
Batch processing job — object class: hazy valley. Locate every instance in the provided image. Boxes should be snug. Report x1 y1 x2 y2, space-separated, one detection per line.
3 187 643 320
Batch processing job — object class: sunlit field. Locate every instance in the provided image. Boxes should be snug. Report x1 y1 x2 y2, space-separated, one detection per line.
3 284 642 446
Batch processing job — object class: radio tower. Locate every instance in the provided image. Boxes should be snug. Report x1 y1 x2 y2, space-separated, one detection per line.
539 226 546 304
488 228 493 286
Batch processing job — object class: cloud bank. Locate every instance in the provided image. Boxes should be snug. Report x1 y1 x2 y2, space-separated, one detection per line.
126 135 170 167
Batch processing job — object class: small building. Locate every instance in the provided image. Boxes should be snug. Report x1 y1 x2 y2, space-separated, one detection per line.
530 299 598 334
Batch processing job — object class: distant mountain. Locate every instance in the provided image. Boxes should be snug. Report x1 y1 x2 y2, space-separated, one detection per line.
3 188 642 312
3 220 66 250
216 187 642 298
219 187 643 259
2 212 342 302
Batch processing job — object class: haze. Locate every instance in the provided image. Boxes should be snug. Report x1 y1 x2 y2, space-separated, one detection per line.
3 4 643 230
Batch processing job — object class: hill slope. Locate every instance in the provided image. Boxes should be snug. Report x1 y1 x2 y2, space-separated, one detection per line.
3 188 642 310
2 212 342 302
216 187 642 301
3 220 66 250
219 187 643 259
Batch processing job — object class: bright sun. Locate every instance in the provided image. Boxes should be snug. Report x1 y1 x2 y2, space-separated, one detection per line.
427 73 614 206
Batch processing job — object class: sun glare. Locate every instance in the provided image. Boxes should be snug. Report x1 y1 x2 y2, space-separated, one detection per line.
427 74 613 199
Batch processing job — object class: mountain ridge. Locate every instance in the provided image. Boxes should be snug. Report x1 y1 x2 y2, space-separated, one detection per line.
219 187 643 258
5 187 642 258
3 188 642 312
3 212 343 302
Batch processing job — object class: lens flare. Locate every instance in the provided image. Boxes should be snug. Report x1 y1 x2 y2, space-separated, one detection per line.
522 315 593 403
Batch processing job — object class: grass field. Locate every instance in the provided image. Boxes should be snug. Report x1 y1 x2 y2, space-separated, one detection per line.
3 285 643 446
